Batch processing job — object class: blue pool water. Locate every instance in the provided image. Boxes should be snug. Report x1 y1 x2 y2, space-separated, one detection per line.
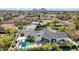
20 42 29 48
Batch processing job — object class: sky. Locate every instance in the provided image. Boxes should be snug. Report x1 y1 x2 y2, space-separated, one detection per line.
0 0 79 11
0 0 79 8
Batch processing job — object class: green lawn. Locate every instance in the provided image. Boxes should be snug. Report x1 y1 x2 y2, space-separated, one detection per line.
47 25 65 30
25 42 35 45
25 39 35 45
47 25 63 28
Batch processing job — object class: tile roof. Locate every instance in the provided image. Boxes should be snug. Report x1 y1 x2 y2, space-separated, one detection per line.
43 30 68 40
19 28 68 41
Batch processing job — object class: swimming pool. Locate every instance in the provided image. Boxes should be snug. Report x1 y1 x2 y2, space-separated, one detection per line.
19 42 29 49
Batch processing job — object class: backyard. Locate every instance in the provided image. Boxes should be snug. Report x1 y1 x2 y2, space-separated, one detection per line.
47 25 65 32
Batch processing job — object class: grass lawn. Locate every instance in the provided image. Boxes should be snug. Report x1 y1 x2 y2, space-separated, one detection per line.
26 42 35 45
25 39 35 45
42 19 55 24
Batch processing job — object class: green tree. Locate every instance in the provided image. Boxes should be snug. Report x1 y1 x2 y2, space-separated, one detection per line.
0 19 1 24
72 15 79 30
0 34 13 51
42 43 52 51
52 18 60 26
3 35 13 50
59 27 65 32
27 43 52 51
3 28 10 33
0 17 3 24
0 37 5 51
10 28 18 34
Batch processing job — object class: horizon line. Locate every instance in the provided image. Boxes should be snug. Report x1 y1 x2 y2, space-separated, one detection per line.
0 8 79 11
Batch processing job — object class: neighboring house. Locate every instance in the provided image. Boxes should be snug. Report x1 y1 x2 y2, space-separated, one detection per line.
56 22 68 26
30 16 39 20
75 31 79 36
55 21 75 27
2 20 14 24
37 14 57 20
3 14 10 20
26 25 37 29
31 21 44 26
44 14 57 20
1 23 15 29
23 21 44 30
56 21 71 26
18 14 25 20
31 21 40 25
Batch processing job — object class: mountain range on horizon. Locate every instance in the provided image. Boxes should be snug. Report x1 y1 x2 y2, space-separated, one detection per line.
0 8 79 11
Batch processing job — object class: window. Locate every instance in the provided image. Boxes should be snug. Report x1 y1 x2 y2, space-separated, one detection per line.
37 34 40 37
51 39 56 42
27 35 31 38
20 33 24 36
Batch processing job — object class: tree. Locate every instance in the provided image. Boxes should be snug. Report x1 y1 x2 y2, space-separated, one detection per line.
52 18 60 26
3 28 10 33
38 15 40 20
0 17 3 24
59 27 65 32
18 25 23 29
0 37 5 51
28 12 31 17
0 34 13 51
10 28 18 34
27 43 52 51
42 43 52 51
0 19 1 24
58 43 72 51
72 15 79 30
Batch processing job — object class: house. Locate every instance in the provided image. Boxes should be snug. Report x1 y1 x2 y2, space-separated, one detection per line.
16 37 26 44
16 28 71 45
18 29 37 39
1 23 15 29
56 21 72 26
23 21 44 30
75 31 79 36
44 14 57 20
56 22 68 26
30 16 39 20
1 20 20 29
26 25 37 29
31 21 44 26
39 29 71 44
18 14 25 20
31 21 40 25
2 20 14 24
43 29 67 40
3 14 10 20
39 14 57 20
